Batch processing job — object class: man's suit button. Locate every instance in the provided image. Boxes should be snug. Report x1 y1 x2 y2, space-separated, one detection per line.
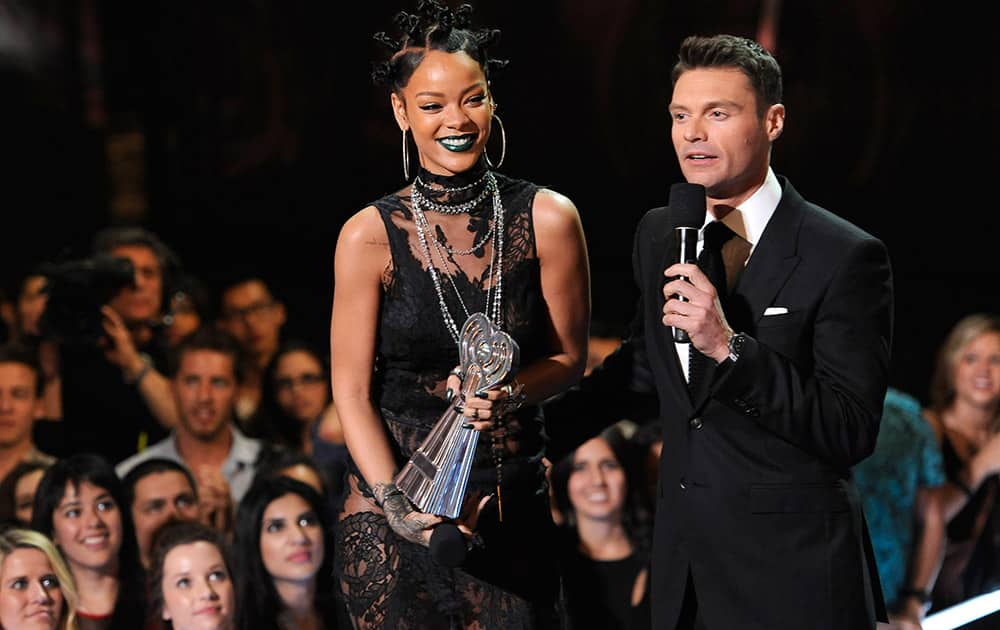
679 477 687 490
745 407 760 417
689 417 703 430
733 398 747 408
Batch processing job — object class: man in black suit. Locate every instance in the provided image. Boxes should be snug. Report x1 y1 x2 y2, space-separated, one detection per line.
605 35 893 629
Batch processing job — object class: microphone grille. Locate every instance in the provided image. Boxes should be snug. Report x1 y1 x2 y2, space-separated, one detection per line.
668 183 707 228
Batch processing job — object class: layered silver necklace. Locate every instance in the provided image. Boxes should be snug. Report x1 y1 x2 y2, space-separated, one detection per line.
410 171 506 345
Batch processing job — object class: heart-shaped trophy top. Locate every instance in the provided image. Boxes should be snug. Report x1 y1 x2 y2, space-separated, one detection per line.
457 312 519 396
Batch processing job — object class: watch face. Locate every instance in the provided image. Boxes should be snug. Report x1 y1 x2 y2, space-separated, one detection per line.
728 333 745 361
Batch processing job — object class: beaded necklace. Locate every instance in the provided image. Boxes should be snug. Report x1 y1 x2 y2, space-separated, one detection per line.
410 171 506 345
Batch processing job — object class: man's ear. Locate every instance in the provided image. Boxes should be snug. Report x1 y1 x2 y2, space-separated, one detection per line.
765 103 785 141
391 93 409 133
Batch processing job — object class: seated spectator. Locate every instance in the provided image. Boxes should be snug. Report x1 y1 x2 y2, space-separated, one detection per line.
0 287 12 344
6 460 52 527
39 226 184 462
121 458 201 569
216 276 286 423
255 449 340 521
232 475 338 630
922 314 1000 613
0 526 78 630
116 328 265 535
10 269 62 425
853 387 946 628
550 421 652 630
31 452 146 629
162 274 212 349
146 520 235 630
13 270 48 343
247 340 347 497
0 342 57 526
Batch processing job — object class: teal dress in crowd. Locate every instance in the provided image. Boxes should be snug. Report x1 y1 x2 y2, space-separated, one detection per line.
852 387 946 611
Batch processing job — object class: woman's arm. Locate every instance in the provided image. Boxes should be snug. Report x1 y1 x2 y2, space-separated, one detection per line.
941 431 1000 522
525 188 591 400
330 206 443 545
329 207 398 490
461 188 590 425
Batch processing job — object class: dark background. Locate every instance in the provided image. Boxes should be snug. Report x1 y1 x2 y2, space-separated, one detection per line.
1 0 996 404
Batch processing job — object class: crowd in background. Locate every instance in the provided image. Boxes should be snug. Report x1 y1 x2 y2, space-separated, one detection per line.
0 224 997 629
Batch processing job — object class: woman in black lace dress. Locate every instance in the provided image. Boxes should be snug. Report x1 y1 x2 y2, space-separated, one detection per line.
328 2 590 628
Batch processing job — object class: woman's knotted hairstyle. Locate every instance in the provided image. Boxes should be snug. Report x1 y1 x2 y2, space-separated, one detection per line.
371 0 508 91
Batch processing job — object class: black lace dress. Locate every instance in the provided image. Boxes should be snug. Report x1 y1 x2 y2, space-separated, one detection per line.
334 163 560 629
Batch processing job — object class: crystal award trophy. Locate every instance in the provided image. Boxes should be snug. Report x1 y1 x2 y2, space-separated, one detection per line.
394 312 519 519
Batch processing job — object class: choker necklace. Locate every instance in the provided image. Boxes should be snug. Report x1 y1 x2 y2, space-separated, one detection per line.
414 170 490 195
410 171 506 345
412 174 495 216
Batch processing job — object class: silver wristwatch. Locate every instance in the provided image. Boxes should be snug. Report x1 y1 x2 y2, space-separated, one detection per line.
727 333 747 363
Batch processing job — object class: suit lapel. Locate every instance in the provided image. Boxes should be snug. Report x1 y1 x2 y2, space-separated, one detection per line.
690 178 803 411
731 177 803 328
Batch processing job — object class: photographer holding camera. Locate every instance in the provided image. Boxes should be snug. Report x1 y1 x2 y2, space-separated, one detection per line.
40 226 184 464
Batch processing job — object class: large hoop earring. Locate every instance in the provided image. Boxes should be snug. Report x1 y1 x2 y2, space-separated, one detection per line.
401 128 411 181
484 115 506 170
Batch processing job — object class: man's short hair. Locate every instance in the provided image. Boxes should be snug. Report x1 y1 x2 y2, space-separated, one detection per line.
91 225 182 300
121 457 199 509
168 326 244 381
0 342 43 396
671 34 783 116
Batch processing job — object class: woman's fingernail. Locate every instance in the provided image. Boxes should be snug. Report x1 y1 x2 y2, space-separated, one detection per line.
462 423 474 429
475 392 488 399
446 389 454 403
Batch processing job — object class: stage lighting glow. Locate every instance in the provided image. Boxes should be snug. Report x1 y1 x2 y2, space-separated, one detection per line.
923 589 1000 630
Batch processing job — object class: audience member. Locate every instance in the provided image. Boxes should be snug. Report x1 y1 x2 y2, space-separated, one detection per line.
255 449 340 521
247 340 347 497
13 271 48 342
232 475 339 630
216 277 286 423
550 422 652 630
0 288 12 344
146 520 235 630
9 460 52 526
31 452 146 629
121 458 201 569
922 314 1000 613
11 270 62 423
853 387 946 628
162 274 212 349
0 343 57 525
116 327 264 534
45 226 183 462
0 527 78 630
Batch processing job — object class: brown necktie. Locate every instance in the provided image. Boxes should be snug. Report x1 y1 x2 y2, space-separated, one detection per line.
687 222 749 394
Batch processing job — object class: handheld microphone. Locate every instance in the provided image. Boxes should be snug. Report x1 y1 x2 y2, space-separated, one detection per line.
429 523 467 568
667 183 707 343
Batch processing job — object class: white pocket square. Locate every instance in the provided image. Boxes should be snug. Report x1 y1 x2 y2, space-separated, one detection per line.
763 307 788 316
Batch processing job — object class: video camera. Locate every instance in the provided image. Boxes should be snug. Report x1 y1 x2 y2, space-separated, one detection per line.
38 254 136 346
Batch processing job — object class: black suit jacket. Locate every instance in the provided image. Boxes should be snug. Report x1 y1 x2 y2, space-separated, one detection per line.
622 176 892 629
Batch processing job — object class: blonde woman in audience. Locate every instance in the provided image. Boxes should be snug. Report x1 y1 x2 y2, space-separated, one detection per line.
923 314 1000 613
0 527 78 630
